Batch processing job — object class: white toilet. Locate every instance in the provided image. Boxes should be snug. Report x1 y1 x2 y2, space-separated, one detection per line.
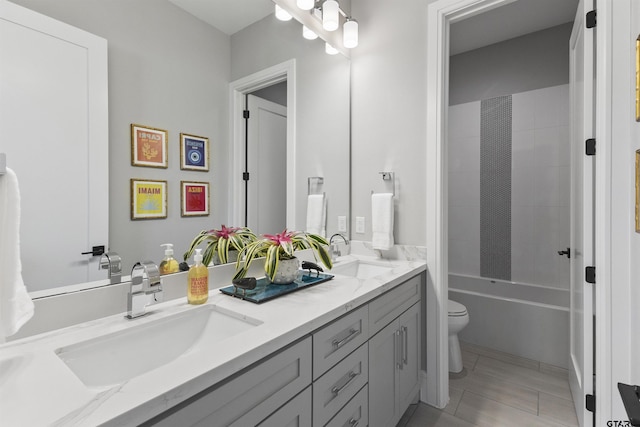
448 299 470 373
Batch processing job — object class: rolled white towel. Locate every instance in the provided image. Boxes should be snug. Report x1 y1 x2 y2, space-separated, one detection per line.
371 192 394 250
0 168 34 342
306 194 326 237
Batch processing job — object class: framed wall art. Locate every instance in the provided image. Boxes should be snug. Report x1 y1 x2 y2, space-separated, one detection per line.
636 150 640 232
131 123 168 168
131 179 167 220
180 133 209 171
181 180 209 217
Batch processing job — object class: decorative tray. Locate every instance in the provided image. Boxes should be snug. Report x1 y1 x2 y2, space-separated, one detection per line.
219 270 334 304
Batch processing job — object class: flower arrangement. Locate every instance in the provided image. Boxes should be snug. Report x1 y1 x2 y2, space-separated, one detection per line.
233 229 332 282
184 225 257 266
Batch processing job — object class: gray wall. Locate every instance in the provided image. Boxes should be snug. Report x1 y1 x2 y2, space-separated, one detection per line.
252 81 287 106
449 23 572 105
350 0 429 245
231 14 351 237
12 0 231 272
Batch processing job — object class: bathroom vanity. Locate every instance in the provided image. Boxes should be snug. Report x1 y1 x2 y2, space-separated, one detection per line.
0 255 426 426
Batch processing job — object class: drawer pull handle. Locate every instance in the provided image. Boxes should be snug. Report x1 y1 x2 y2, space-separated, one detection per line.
332 328 359 349
331 371 358 396
401 325 408 366
395 330 403 370
348 417 360 427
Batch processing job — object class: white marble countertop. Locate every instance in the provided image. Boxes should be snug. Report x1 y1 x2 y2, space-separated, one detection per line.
0 251 425 426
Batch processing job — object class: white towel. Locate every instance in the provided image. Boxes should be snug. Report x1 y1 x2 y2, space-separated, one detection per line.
371 193 394 250
0 168 34 342
306 194 326 237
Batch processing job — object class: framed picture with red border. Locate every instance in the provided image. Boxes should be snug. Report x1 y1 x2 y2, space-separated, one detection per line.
131 123 168 168
181 180 209 217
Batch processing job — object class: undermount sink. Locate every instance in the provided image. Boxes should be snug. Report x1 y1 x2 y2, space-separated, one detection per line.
55 305 262 388
330 259 394 279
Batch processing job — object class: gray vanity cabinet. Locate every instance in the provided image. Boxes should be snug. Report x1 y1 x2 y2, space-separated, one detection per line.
368 276 421 427
150 337 312 427
148 273 422 427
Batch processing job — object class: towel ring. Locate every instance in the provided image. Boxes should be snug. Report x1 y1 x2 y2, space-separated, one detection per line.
372 171 395 196
308 176 324 195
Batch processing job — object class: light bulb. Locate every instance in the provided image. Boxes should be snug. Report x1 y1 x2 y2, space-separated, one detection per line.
343 19 358 48
297 0 315 10
275 4 292 21
303 25 318 40
322 0 339 31
325 42 339 55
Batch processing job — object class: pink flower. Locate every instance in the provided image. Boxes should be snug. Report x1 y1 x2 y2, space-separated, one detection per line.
263 229 295 246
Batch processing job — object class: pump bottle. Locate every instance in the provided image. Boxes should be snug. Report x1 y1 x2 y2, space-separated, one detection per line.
188 248 209 304
159 243 179 275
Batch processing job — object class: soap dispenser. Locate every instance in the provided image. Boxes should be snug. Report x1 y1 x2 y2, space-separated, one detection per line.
159 243 179 275
188 248 209 304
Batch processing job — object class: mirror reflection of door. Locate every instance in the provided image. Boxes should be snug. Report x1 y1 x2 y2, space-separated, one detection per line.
245 89 287 235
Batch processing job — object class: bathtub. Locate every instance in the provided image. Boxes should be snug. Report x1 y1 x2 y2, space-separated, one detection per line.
448 273 569 369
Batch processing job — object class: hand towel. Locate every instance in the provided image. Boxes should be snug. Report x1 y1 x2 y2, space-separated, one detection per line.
0 168 34 342
306 194 326 237
371 193 394 250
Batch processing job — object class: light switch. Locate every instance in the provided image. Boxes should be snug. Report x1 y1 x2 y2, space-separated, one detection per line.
338 216 347 232
356 216 365 234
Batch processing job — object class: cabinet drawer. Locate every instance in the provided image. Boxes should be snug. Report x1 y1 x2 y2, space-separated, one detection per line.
257 386 312 427
313 343 368 427
153 337 312 427
313 305 368 379
325 384 368 427
369 275 421 336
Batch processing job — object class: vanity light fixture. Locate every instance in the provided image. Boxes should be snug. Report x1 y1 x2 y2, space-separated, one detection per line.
325 42 339 55
343 18 358 48
275 4 293 21
303 25 318 40
322 0 339 31
274 0 359 53
297 0 315 11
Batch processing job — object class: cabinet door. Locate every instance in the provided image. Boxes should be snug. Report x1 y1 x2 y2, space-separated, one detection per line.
368 320 400 427
257 386 312 427
397 303 420 414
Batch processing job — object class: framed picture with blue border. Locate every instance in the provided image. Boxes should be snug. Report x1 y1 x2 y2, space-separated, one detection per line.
180 133 209 172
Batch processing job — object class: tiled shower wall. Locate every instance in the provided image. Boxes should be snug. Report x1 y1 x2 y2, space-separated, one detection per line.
448 84 570 289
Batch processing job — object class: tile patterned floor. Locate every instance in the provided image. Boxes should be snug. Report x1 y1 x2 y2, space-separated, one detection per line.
399 341 579 427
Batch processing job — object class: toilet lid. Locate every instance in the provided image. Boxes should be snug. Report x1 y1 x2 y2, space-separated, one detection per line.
448 300 467 316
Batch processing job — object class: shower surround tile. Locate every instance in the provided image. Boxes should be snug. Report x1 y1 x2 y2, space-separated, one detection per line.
480 95 512 281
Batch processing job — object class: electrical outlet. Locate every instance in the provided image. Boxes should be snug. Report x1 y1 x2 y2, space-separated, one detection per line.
338 216 347 232
356 216 365 234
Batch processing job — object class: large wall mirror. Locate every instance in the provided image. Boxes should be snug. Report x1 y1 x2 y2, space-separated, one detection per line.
3 0 350 294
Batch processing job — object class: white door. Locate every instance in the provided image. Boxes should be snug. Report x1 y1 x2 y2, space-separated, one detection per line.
246 94 287 235
569 0 595 424
0 3 108 292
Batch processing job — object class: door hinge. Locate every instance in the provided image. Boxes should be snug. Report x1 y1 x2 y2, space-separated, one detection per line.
585 266 596 284
585 138 596 156
586 393 596 413
586 10 596 29
242 172 250 181
243 110 250 119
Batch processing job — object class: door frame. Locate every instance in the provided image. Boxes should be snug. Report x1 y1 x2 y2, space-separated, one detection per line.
229 59 297 229
426 0 613 418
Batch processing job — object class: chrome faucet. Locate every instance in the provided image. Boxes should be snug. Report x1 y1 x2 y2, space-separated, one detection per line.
127 261 163 319
329 233 350 262
99 251 122 285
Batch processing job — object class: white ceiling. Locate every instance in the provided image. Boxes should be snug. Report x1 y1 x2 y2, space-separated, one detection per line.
450 0 579 55
167 0 578 53
167 0 272 35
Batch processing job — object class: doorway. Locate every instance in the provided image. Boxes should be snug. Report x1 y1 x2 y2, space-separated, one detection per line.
245 89 287 235
425 0 589 414
229 60 296 232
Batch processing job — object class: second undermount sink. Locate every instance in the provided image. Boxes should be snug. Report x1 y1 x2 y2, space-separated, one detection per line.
330 259 394 279
55 305 262 388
